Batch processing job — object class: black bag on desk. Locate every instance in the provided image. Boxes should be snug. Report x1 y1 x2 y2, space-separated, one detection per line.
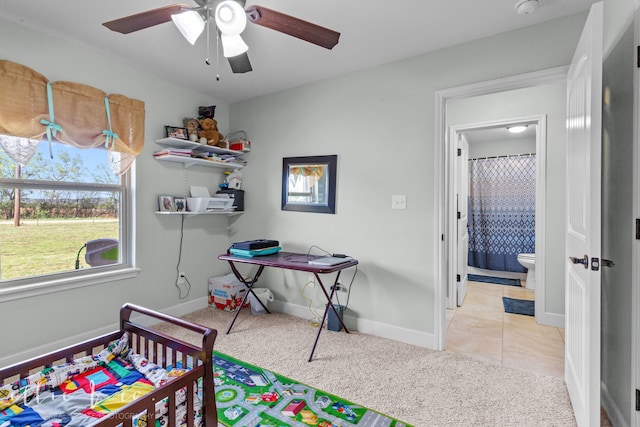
231 239 279 250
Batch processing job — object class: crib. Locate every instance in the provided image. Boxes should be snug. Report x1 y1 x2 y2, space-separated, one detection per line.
0 303 218 426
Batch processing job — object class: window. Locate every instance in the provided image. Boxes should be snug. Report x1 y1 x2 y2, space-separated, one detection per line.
0 138 131 287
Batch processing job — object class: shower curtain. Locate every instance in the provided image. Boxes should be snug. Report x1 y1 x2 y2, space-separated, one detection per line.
468 154 536 273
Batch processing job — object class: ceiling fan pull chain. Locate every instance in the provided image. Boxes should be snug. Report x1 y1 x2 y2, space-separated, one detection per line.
216 21 221 81
205 2 211 65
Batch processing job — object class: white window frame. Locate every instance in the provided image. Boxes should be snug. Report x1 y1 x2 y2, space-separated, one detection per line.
0 162 139 302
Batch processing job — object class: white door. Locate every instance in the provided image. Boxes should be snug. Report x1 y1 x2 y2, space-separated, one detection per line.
565 2 602 426
456 134 469 306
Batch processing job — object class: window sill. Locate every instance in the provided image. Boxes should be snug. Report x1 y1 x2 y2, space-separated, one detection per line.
0 267 141 303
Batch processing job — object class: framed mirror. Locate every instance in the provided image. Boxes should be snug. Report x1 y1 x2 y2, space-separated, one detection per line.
282 155 337 214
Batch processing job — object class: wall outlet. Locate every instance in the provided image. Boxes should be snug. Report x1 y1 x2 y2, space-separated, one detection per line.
177 272 186 285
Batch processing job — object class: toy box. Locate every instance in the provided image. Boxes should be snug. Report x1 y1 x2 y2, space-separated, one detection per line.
208 273 248 311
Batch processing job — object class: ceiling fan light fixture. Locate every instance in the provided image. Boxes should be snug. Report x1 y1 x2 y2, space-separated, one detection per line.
215 1 247 36
221 33 249 58
171 10 205 45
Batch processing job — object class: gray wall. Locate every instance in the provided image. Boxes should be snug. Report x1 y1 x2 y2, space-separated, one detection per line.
448 81 567 317
0 17 234 363
0 10 590 363
228 14 587 345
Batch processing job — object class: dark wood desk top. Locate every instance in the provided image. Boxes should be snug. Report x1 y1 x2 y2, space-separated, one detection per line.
218 251 358 274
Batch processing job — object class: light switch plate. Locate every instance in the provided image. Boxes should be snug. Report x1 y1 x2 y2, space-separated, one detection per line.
392 195 407 210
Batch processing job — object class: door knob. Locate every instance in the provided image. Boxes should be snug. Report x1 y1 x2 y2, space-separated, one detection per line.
569 255 589 269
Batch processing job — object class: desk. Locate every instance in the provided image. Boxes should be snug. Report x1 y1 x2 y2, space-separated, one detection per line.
218 251 358 361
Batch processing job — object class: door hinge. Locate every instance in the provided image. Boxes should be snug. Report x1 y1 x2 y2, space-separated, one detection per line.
636 388 640 411
637 46 640 68
457 148 462 156
441 234 444 241
636 219 640 240
457 211 461 219
456 274 461 282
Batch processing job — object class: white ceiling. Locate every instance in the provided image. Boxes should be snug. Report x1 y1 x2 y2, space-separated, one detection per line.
0 0 597 104
464 124 537 144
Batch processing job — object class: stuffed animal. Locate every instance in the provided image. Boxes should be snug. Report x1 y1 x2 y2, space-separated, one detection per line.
198 118 225 147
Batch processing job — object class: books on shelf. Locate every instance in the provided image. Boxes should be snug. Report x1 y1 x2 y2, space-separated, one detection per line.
153 149 246 165
153 149 192 157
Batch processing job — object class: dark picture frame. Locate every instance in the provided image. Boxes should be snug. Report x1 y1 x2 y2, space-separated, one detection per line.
282 155 337 214
165 126 189 140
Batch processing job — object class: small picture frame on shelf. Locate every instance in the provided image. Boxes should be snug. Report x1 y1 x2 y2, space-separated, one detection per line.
165 126 189 140
174 197 186 212
159 195 174 212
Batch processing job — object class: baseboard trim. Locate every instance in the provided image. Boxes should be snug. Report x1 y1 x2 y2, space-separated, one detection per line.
601 381 629 427
537 310 565 328
0 298 209 369
271 300 437 350
1 298 434 368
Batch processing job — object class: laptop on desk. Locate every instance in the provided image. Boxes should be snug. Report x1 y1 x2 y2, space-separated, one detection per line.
308 256 353 266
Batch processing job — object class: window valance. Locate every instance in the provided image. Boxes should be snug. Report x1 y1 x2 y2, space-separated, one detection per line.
290 166 325 178
0 60 145 175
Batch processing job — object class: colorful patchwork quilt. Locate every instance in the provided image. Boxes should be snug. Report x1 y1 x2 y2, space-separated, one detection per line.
0 333 202 426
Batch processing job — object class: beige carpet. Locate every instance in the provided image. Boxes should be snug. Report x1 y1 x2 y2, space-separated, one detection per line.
152 307 576 427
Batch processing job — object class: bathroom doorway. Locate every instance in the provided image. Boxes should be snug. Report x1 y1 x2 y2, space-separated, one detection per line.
443 117 565 377
446 115 546 320
446 122 539 309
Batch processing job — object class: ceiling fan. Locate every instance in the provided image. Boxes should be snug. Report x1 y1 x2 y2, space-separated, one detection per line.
102 0 341 74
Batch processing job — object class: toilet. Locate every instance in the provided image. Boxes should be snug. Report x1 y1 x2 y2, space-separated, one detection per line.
517 253 536 290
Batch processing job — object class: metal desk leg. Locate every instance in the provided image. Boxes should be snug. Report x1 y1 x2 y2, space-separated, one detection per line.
225 262 268 334
308 271 349 362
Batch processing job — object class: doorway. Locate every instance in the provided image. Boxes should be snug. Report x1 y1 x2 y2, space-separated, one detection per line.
447 116 545 314
433 67 569 353
443 118 565 377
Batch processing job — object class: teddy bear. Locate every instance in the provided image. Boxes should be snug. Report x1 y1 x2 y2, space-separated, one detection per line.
198 118 225 148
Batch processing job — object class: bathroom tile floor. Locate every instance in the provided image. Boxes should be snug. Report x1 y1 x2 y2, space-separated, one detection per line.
446 279 565 378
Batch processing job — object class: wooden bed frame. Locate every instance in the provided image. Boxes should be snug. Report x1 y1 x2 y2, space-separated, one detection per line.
0 303 218 426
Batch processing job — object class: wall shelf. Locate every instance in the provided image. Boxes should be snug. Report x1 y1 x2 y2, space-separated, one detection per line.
154 137 245 215
155 138 244 156
155 211 241 218
154 154 244 170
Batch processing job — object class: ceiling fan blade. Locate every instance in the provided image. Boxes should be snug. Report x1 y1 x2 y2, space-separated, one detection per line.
246 6 340 50
228 52 253 74
103 4 192 34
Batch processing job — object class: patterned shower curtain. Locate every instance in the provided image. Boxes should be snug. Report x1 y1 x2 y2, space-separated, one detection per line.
467 155 536 273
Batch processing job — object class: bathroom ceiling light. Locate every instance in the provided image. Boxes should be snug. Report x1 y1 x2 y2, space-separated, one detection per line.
514 0 539 16
507 125 528 134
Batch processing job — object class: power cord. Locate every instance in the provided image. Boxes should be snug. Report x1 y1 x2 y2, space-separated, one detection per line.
306 244 358 311
174 215 191 300
332 265 358 312
305 245 332 260
75 244 86 269
302 279 322 327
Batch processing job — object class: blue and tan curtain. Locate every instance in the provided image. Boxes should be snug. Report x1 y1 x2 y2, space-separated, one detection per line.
0 60 145 175
468 154 536 272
